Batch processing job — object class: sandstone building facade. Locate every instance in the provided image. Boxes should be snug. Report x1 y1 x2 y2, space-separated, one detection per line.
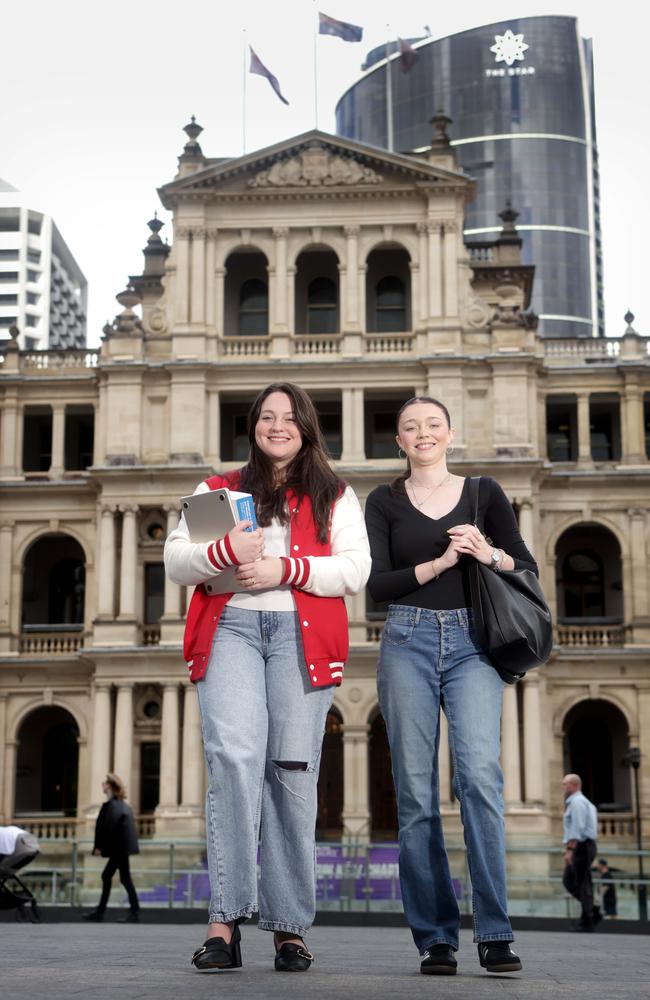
0 121 648 876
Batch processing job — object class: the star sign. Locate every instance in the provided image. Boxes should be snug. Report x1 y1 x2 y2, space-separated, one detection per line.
490 29 529 67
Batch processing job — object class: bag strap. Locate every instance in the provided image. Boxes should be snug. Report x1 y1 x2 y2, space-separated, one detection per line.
468 476 482 528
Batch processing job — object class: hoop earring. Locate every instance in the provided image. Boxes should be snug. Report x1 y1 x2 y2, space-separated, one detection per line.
398 448 406 459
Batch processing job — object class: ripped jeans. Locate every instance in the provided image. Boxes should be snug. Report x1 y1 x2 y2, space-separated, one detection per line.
196 606 334 934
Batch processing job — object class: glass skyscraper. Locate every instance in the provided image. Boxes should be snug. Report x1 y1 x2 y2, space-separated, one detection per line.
336 16 603 338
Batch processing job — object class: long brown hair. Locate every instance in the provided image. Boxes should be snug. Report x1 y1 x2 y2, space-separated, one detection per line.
239 382 345 542
391 395 452 494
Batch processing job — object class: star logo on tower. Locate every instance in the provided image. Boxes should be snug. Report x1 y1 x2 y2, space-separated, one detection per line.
490 29 529 67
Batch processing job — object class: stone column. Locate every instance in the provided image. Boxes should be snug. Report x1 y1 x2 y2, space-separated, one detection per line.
113 684 134 791
416 222 428 326
0 392 19 476
522 674 544 804
96 506 116 618
341 387 365 463
629 509 649 620
118 506 137 619
163 507 181 618
442 220 459 318
501 684 522 804
89 684 112 806
577 393 591 465
409 261 419 332
158 684 180 809
0 522 13 626
344 225 361 331
341 723 371 839
427 221 443 318
190 226 206 324
518 499 535 553
173 227 191 324
272 227 289 332
214 265 226 337
180 685 204 809
205 229 217 329
622 378 645 464
3 739 17 824
49 404 65 478
438 710 451 804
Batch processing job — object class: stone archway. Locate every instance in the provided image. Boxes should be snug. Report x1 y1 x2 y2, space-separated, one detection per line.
14 705 79 816
369 710 397 840
563 699 631 810
316 707 343 840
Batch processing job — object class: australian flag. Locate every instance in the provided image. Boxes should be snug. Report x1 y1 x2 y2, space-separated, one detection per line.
249 46 289 105
398 37 420 73
318 11 363 42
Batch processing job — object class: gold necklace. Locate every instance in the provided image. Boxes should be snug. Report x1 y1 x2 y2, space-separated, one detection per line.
407 473 452 509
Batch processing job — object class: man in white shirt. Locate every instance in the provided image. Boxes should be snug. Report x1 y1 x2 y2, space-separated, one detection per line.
561 774 599 931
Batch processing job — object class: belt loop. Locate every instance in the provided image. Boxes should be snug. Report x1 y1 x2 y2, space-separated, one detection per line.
414 608 421 625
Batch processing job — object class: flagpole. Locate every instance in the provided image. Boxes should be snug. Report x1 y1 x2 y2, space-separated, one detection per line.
313 1 319 129
385 26 394 152
242 29 247 154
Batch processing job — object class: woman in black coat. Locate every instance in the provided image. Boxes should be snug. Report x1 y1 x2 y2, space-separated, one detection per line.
83 773 140 922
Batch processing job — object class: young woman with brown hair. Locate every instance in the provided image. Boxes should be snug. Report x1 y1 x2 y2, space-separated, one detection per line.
165 382 370 972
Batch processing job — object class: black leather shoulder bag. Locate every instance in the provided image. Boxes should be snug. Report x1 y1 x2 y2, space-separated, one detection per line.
467 476 553 683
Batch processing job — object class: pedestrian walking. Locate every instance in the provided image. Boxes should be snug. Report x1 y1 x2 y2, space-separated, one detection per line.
561 773 600 930
365 395 535 976
596 857 618 918
83 773 140 923
165 382 370 972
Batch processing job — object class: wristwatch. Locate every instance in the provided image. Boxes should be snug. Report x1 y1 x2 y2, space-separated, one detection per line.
490 548 501 571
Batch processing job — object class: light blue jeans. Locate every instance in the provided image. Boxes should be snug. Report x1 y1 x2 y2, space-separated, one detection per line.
377 605 513 953
196 606 334 934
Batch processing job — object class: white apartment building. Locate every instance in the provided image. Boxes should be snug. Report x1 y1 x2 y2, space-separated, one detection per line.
0 179 87 350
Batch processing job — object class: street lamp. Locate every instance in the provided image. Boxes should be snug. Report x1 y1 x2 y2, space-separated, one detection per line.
623 747 647 922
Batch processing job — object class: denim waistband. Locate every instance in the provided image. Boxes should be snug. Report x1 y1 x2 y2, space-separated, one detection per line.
386 605 473 626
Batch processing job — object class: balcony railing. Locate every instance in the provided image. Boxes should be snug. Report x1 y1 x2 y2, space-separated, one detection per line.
141 625 161 646
18 349 99 370
555 623 626 648
599 812 636 838
20 626 84 655
13 815 79 839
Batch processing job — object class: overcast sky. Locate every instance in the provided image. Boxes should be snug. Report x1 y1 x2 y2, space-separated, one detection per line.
2 1 648 345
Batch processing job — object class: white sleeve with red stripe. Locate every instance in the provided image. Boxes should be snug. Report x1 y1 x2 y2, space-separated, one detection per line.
300 486 371 598
164 480 241 587
280 556 311 589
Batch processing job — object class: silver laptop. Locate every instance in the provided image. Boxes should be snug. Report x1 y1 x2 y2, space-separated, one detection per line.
180 489 245 594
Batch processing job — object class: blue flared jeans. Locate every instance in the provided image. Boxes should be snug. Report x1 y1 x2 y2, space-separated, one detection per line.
196 606 333 934
377 604 514 953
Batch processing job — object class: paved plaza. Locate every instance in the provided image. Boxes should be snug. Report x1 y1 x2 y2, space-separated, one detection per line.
1 923 648 1000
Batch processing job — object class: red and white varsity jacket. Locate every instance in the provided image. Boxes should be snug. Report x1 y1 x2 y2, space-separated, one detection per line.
164 470 371 688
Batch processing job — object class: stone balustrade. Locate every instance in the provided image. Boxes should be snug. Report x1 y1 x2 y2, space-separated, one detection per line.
19 629 85 655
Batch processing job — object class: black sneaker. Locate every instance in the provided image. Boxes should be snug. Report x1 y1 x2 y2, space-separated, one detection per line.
420 944 457 975
477 942 522 973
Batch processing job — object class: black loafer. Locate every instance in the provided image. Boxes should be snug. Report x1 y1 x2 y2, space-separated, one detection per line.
191 925 242 971
420 944 457 975
82 910 104 922
274 940 314 972
478 942 522 973
117 912 140 923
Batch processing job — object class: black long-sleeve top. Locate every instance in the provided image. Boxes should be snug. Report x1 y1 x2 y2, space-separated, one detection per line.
365 476 538 611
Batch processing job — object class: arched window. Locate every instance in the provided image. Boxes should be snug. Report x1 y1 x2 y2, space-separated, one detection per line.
563 700 631 809
316 708 343 839
562 549 605 618
375 276 406 332
369 711 397 840
22 534 85 627
15 706 79 815
307 277 337 334
239 278 268 335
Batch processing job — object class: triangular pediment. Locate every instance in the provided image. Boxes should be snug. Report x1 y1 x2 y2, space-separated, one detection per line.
159 130 469 206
